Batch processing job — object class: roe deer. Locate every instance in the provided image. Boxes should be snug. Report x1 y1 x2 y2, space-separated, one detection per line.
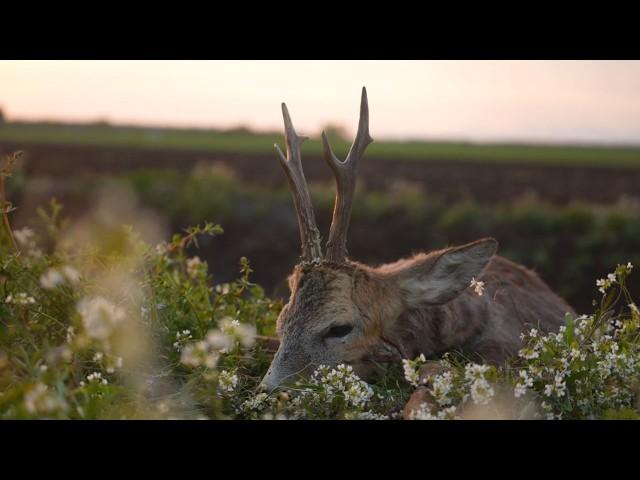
260 87 574 390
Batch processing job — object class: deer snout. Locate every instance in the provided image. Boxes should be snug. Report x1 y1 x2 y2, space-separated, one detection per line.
259 367 279 392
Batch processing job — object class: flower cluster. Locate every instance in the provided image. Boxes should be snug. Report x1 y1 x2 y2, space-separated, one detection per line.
236 364 389 420
469 277 485 296
172 329 193 352
405 357 497 420
186 256 205 279
180 318 256 369
39 265 80 290
13 227 43 259
596 262 632 295
23 383 67 416
92 351 123 373
407 404 458 420
218 369 239 393
5 292 36 305
218 317 256 350
402 353 426 387
513 309 640 419
77 296 126 344
308 364 375 408
84 372 108 385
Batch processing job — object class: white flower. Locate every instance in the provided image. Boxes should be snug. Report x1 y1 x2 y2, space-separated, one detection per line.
430 371 453 406
469 277 485 296
218 370 238 393
240 393 274 412
597 279 610 294
13 227 35 245
180 340 219 369
346 411 388 420
40 269 65 290
24 383 67 415
519 345 540 360
6 292 36 305
86 372 107 384
218 317 256 349
205 330 234 353
186 256 204 278
464 363 490 381
77 296 126 341
173 330 193 351
402 359 420 387
470 378 494 405
596 273 617 294
13 227 43 258
402 354 426 387
62 266 81 284
514 383 528 398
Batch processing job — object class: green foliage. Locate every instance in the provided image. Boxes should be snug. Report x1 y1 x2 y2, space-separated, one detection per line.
3 193 640 419
2 154 640 419
0 190 283 418
402 263 640 420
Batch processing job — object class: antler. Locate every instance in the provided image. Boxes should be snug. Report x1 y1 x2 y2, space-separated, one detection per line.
322 87 373 263
275 103 323 263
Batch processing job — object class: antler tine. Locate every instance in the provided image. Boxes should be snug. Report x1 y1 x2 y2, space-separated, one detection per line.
322 87 374 263
275 103 323 263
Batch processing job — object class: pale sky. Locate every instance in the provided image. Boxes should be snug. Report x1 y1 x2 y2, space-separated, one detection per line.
1 60 640 144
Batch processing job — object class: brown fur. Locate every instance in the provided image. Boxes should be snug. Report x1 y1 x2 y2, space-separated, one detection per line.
354 255 574 366
261 241 575 389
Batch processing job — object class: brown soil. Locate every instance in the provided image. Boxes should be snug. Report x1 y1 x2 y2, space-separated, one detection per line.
4 142 640 205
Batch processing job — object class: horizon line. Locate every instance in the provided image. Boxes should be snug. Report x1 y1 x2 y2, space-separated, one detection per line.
4 115 640 150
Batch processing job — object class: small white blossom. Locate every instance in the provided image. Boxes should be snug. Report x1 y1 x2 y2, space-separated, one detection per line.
62 266 81 284
469 277 485 296
24 383 67 415
470 378 494 405
218 370 238 393
186 256 204 278
39 269 65 290
5 292 36 305
430 371 453 406
77 296 125 341
86 372 108 384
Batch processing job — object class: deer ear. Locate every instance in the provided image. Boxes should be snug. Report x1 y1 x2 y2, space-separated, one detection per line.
394 238 497 307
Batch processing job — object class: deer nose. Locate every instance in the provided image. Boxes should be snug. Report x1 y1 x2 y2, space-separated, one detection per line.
259 368 278 392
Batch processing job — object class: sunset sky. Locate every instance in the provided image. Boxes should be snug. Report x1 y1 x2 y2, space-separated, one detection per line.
1 60 640 144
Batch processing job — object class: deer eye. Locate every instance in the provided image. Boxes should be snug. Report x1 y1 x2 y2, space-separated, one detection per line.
325 324 353 338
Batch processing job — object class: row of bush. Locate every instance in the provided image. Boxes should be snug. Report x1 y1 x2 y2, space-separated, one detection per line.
66 166 640 314
8 159 640 312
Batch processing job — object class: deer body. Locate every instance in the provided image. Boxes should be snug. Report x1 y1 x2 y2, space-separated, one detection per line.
371 254 573 366
260 88 574 390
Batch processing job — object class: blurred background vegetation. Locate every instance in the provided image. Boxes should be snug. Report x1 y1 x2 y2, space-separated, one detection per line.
2 120 640 314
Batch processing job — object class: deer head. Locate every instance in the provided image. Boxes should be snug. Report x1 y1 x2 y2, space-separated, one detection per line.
260 88 497 390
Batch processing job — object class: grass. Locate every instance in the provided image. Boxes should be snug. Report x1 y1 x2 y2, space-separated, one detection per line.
2 121 640 167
